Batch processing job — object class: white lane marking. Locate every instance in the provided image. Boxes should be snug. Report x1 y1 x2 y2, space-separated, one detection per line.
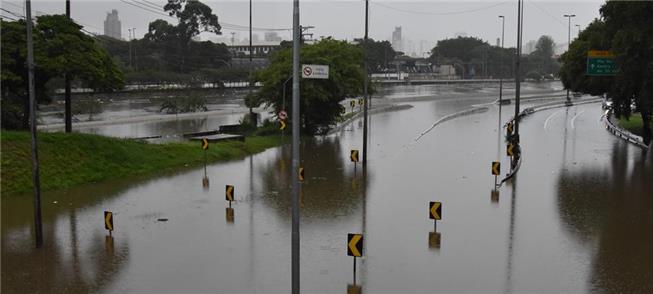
543 109 564 130
570 110 585 129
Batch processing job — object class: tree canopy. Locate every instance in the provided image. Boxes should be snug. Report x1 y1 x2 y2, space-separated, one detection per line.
1 16 123 129
253 38 367 134
559 1 652 144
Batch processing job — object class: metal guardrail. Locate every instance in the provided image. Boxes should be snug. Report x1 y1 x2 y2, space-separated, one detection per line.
604 110 649 150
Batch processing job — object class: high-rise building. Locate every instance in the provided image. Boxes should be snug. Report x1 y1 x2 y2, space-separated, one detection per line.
264 32 282 42
104 10 121 39
392 26 402 52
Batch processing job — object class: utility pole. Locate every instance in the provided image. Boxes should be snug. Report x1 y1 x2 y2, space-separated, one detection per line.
564 14 575 105
128 28 133 68
26 0 44 248
575 24 581 37
291 0 300 292
362 0 369 170
514 0 524 137
248 0 254 122
64 0 71 132
498 15 505 103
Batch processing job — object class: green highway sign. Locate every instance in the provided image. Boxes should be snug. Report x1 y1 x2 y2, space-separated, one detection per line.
587 50 616 76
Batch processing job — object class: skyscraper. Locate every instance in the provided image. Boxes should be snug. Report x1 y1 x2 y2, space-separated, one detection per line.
104 10 121 39
392 26 402 52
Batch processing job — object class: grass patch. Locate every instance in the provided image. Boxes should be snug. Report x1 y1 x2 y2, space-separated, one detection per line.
618 113 643 136
1 131 284 197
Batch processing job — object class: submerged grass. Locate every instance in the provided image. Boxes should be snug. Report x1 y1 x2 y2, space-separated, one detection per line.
1 131 284 196
618 113 643 136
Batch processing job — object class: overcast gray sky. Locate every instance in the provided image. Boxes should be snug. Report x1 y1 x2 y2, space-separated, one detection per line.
2 0 603 52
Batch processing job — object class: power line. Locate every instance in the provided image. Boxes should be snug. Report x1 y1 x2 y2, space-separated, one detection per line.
371 1 510 16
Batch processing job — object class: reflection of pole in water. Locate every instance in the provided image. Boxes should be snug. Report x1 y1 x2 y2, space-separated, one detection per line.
504 179 518 294
248 155 256 282
562 107 570 166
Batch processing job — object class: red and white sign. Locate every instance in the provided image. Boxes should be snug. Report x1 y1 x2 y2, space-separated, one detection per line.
279 110 288 120
301 64 329 79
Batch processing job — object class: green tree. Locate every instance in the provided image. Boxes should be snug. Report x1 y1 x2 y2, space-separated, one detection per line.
560 2 652 144
529 35 559 76
254 38 367 134
356 38 396 72
1 16 123 130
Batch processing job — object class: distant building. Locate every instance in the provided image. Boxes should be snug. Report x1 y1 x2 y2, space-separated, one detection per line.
264 32 282 42
103 10 121 39
228 41 282 57
392 26 403 52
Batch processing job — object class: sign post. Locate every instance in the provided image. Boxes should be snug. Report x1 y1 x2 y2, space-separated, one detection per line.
301 64 329 79
225 185 234 207
587 50 616 76
350 150 360 175
492 161 501 187
104 211 114 236
347 233 363 284
429 201 442 231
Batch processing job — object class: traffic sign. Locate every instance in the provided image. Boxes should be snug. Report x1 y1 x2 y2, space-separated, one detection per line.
350 100 356 109
279 110 288 120
225 185 234 202
347 233 363 257
507 122 514 135
350 150 359 162
507 143 515 157
429 202 442 220
302 64 329 79
280 120 287 130
104 211 113 232
201 138 209 150
358 98 363 106
299 167 305 182
492 161 501 176
587 50 616 76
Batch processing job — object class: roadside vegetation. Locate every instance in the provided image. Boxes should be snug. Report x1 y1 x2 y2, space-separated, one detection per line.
618 113 643 137
559 2 652 145
1 131 284 196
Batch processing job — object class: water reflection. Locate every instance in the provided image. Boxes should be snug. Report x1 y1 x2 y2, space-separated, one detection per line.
1 214 129 293
257 137 370 220
226 207 235 224
556 141 653 293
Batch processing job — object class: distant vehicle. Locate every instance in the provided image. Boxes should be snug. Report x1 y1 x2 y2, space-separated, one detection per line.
572 92 582 98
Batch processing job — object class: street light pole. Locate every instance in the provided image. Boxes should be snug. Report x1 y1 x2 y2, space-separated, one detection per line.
498 15 505 103
64 0 71 133
362 0 369 170
514 0 524 138
26 0 44 248
291 0 301 292
575 24 581 37
564 14 576 104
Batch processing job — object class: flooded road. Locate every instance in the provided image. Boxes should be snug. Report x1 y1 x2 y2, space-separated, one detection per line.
3 83 652 293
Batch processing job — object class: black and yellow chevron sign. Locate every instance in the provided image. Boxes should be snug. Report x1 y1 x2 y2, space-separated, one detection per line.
350 100 356 109
492 161 501 176
279 120 287 130
225 185 234 202
507 122 514 135
104 211 113 231
507 143 515 157
429 201 442 220
202 138 209 150
358 98 364 106
299 167 305 182
350 150 359 163
347 233 363 257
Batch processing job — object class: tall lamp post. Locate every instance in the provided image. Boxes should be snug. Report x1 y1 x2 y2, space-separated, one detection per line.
575 24 581 37
498 15 505 103
564 14 576 105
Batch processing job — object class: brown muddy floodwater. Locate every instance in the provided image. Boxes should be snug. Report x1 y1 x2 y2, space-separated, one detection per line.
3 84 652 293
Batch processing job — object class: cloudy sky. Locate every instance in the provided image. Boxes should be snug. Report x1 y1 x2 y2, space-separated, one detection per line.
2 0 603 53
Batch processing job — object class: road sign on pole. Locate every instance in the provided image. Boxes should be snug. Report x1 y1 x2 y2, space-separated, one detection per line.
279 110 288 120
280 120 287 130
202 138 209 150
429 202 442 220
507 143 515 157
350 150 360 163
104 211 114 234
299 167 305 182
301 64 329 79
492 162 501 176
587 50 616 76
225 185 234 203
347 234 363 257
